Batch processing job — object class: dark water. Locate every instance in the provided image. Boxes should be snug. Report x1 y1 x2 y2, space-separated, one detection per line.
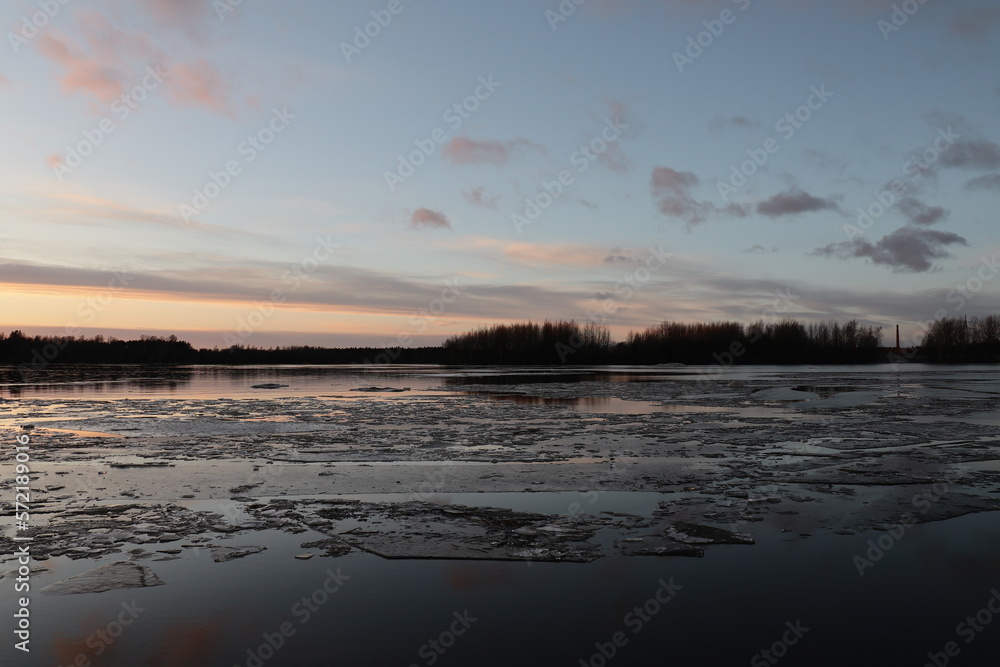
3 365 1000 665
2 361 997 400
2 498 999 666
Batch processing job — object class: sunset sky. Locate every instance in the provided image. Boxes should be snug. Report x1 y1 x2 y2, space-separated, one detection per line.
2 0 999 349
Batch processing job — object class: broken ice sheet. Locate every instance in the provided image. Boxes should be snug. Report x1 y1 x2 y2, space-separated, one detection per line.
246 499 753 562
41 561 164 595
210 545 267 562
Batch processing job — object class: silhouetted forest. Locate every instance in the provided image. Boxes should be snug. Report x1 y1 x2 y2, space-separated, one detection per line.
441 319 885 365
919 316 1000 362
2 316 998 370
441 321 613 364
0 330 443 373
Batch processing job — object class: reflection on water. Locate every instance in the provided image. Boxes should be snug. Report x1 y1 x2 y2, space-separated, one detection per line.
442 372 600 385
36 427 124 438
476 393 661 414
2 363 997 401
3 501 999 666
791 385 860 398
475 392 820 419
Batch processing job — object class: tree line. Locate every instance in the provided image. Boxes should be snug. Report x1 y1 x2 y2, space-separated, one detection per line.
919 316 1000 362
442 318 885 365
0 330 443 373
2 316 999 369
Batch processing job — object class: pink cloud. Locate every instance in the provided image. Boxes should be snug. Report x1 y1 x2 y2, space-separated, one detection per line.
462 187 500 210
597 140 631 173
461 239 661 269
442 137 543 166
410 208 452 230
36 11 166 103
38 33 124 101
36 9 237 116
166 59 233 114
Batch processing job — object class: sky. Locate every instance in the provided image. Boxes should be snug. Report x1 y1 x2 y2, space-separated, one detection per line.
1 0 999 350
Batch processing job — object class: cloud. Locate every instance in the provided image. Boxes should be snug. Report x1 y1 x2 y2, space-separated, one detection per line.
36 8 238 114
594 100 633 173
651 166 699 196
708 115 760 133
965 173 1000 191
651 166 749 227
139 0 213 32
812 226 968 273
454 238 659 269
756 189 841 218
38 32 127 101
951 6 1000 38
462 187 500 210
0 259 610 327
744 245 778 254
603 247 637 264
410 208 452 230
897 198 948 225
442 137 543 166
165 59 233 114
596 139 632 173
0 73 9 86
938 139 1000 170
24 192 262 238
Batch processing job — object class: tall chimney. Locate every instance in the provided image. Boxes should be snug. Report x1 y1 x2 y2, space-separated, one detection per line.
896 324 900 350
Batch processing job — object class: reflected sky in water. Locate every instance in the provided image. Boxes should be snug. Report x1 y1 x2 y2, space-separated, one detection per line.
3 499 999 666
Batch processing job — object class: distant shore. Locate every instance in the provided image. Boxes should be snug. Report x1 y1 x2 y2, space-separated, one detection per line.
2 313 998 372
